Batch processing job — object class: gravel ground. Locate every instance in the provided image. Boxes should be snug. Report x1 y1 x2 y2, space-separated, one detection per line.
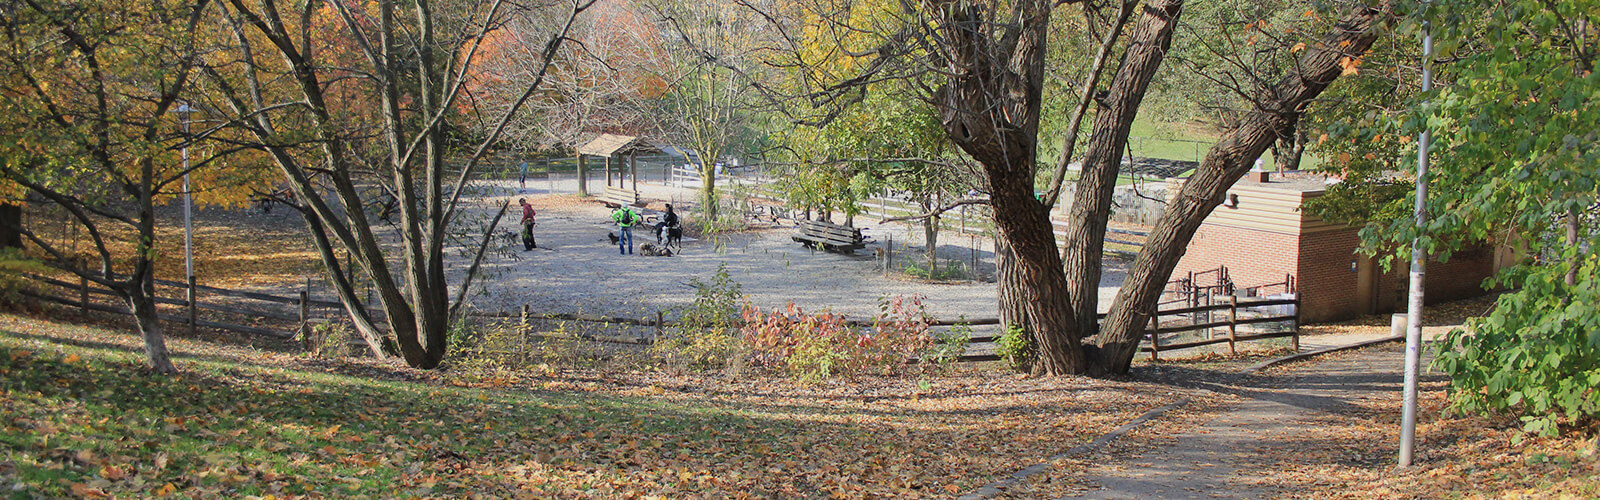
449 178 1131 322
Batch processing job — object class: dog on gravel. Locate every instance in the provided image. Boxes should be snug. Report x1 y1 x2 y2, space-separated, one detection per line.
606 231 620 246
640 243 673 257
656 224 683 252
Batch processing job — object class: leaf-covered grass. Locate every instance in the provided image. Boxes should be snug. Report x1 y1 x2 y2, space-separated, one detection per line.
0 313 1187 498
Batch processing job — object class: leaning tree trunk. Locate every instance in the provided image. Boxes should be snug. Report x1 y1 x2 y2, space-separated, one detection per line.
1060 0 1185 340
124 291 177 373
1094 1 1394 374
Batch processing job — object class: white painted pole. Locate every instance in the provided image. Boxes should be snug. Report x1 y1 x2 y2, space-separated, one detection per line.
1399 22 1432 468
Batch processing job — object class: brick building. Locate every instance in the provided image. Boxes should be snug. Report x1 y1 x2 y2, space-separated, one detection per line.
1160 172 1510 323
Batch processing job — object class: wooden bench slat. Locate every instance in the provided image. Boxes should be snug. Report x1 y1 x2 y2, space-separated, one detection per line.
793 220 865 253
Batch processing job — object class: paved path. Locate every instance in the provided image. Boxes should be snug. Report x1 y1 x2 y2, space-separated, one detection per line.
1072 343 1438 499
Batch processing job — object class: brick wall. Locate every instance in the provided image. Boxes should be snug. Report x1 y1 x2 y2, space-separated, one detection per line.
1372 244 1498 313
1172 222 1498 324
1171 224 1299 294
1299 229 1365 322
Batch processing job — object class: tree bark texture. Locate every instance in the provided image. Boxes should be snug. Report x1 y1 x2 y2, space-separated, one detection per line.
0 204 20 248
935 0 1086 374
1061 0 1184 339
1094 1 1394 374
126 292 177 373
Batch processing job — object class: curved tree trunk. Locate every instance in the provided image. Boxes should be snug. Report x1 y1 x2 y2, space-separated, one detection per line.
1061 0 1184 340
936 0 1087 374
992 195 1084 374
126 291 177 374
1094 1 1395 374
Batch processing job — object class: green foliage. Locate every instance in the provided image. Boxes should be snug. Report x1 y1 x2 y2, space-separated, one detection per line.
996 324 1035 373
740 295 935 382
1368 0 1600 435
445 319 530 372
922 321 973 368
306 321 354 360
1433 253 1600 436
901 259 969 281
650 264 747 372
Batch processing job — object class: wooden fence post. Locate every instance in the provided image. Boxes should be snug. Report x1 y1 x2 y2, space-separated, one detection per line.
297 290 310 340
78 274 89 315
1227 295 1238 355
655 310 664 339
1148 315 1160 362
187 274 198 336
1292 293 1302 352
970 235 978 277
886 235 893 276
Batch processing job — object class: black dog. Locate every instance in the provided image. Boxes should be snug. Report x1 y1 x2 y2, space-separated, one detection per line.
656 223 683 252
607 231 620 246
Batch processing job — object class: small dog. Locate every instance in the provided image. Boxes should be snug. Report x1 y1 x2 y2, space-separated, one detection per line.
640 243 673 257
607 231 620 245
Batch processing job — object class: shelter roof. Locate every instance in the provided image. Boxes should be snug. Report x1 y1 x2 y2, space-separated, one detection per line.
576 134 661 157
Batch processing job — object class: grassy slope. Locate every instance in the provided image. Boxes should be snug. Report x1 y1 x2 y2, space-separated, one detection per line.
0 313 1176 499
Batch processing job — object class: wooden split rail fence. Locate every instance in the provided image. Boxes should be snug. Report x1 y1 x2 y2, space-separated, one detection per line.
16 273 1298 361
20 273 342 340
476 296 1299 362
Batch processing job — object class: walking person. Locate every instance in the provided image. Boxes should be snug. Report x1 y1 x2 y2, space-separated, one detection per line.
519 198 537 250
611 204 639 255
518 161 530 190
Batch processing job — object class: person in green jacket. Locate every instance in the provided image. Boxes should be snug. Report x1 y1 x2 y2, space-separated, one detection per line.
611 205 639 255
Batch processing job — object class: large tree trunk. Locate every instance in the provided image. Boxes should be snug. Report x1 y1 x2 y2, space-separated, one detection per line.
1094 1 1394 374
0 204 21 249
992 191 1085 374
936 0 1087 374
993 238 1035 368
1061 0 1184 339
701 163 719 223
125 291 177 374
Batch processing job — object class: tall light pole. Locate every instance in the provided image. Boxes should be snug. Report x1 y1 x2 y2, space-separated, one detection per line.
177 104 196 334
1399 21 1432 468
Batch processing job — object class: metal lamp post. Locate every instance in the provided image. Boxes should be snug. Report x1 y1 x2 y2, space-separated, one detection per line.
177 104 196 334
1399 22 1433 468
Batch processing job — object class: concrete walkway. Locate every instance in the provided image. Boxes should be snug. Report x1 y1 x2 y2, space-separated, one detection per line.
1071 342 1440 499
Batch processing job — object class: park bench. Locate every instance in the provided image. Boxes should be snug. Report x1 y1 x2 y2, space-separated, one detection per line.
600 186 640 207
791 219 866 253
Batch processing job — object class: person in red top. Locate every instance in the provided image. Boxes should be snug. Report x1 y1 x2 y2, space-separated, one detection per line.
518 198 537 250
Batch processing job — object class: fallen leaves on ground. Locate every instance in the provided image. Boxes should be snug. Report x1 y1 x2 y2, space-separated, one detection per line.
0 313 1197 499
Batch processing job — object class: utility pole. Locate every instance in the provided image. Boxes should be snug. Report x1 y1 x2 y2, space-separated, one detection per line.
1399 22 1432 468
178 104 196 335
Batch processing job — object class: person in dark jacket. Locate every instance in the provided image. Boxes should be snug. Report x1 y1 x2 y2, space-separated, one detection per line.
655 203 682 248
519 198 537 250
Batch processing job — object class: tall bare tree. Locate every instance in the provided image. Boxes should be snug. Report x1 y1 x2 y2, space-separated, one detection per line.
198 0 594 368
